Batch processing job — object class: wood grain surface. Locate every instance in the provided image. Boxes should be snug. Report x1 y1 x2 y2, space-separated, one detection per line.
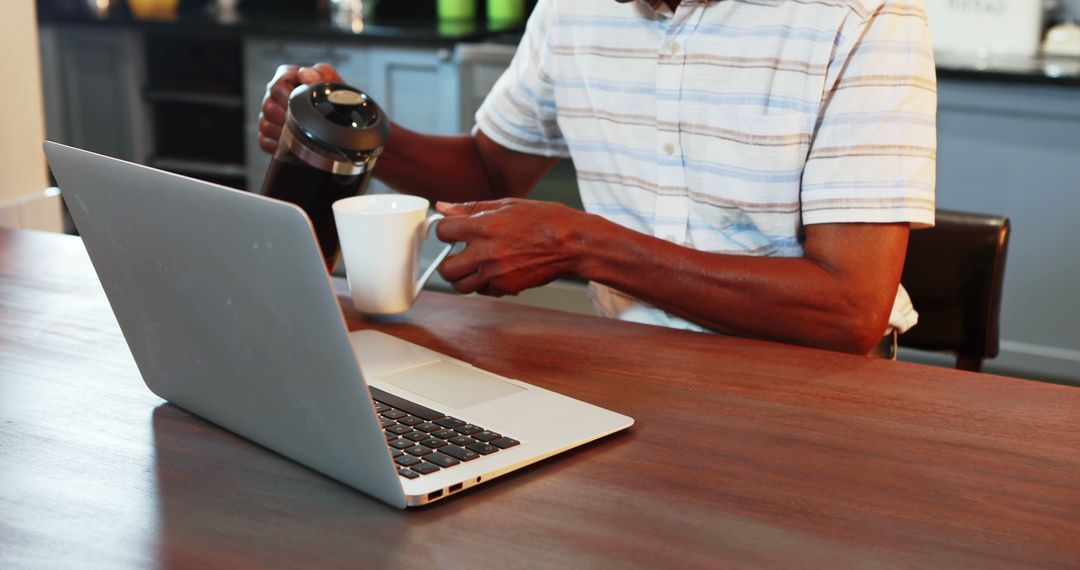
1 228 1078 569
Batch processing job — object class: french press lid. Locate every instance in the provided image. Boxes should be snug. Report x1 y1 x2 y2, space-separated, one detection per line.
282 82 391 175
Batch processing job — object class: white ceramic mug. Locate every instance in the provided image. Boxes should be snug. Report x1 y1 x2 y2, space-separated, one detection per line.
332 194 453 314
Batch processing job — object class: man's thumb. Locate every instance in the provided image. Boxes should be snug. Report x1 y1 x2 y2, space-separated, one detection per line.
435 201 466 215
436 201 502 216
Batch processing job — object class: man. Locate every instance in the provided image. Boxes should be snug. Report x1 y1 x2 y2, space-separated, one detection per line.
259 0 936 355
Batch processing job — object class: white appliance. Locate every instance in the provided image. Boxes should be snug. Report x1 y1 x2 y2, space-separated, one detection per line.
923 0 1045 56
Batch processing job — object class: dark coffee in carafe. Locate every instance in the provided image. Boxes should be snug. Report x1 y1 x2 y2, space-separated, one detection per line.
260 82 390 269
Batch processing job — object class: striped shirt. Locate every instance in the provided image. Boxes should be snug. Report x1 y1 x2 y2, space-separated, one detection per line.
475 0 936 334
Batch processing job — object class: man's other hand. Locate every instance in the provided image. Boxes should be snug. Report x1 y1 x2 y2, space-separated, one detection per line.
258 63 344 154
434 199 588 297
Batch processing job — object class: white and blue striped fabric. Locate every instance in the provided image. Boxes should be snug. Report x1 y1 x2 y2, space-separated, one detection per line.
476 0 936 334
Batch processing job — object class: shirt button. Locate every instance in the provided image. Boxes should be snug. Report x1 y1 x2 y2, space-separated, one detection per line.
669 41 681 55
662 142 675 156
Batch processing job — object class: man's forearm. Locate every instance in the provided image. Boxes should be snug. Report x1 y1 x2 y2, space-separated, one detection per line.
373 123 501 203
573 215 908 354
375 124 560 205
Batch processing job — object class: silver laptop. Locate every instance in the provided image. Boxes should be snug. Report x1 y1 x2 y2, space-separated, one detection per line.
45 142 632 508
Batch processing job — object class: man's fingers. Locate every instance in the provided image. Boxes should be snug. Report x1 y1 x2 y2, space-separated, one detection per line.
260 95 286 125
270 64 299 85
448 270 488 296
435 214 484 243
311 62 344 83
435 201 467 216
436 202 466 215
298 63 342 85
258 116 282 141
268 66 299 101
270 79 297 108
437 249 481 284
260 64 303 155
297 67 322 84
259 136 279 154
436 199 508 217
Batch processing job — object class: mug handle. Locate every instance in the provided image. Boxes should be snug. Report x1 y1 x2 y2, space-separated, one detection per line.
414 213 455 299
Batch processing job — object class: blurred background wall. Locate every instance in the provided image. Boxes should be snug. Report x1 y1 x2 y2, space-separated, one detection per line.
0 0 61 232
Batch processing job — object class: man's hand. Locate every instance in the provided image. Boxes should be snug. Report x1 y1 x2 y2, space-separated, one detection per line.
434 199 587 297
258 63 344 154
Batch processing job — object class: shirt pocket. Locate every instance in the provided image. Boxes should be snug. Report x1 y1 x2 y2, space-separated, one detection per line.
681 111 811 255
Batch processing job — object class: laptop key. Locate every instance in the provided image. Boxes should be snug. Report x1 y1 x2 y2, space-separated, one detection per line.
490 437 520 449
434 417 466 429
386 424 412 435
415 422 441 433
379 417 395 428
440 445 480 462
411 462 440 475
455 424 482 435
404 431 430 442
395 455 421 467
405 445 433 456
369 386 445 421
374 403 390 414
432 429 457 439
472 431 500 442
389 438 414 450
380 410 406 420
392 449 404 458
421 438 448 449
466 442 499 455
398 468 420 479
384 432 397 441
397 416 424 427
448 435 476 447
425 452 460 468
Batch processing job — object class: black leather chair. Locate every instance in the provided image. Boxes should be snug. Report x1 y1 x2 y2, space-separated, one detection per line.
899 210 1011 372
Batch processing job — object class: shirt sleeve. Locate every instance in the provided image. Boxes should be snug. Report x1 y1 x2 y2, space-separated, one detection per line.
800 0 937 228
474 0 570 158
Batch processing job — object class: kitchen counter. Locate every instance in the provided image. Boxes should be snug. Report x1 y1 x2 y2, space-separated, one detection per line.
936 51 1080 88
37 8 525 47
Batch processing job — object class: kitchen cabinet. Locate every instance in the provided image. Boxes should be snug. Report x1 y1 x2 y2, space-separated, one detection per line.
143 34 247 188
39 27 146 163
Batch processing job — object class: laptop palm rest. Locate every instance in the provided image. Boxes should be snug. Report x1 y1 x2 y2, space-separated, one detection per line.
349 329 525 410
380 361 525 409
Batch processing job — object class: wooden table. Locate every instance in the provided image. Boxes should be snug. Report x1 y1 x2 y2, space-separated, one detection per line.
1 228 1078 569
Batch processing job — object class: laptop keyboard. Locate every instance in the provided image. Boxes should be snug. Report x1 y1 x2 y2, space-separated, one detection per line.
369 386 520 480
